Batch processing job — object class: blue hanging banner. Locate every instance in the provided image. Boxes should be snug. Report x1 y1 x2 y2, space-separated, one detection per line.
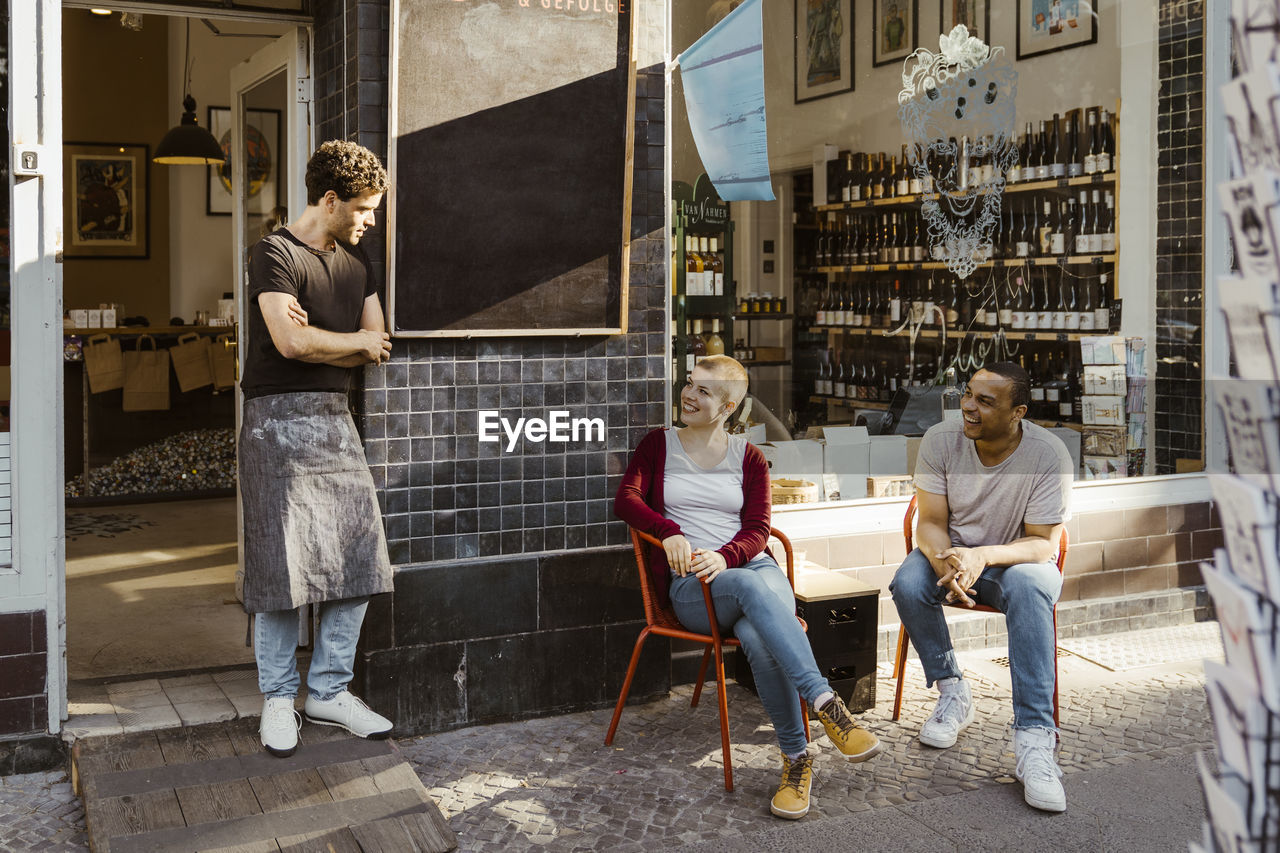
677 0 774 202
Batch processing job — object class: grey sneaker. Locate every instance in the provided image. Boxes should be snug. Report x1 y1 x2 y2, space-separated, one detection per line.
260 696 301 757
303 690 393 739
1014 727 1066 812
918 677 974 749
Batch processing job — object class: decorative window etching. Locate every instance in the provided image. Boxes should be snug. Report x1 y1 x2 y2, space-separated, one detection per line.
898 25 1017 278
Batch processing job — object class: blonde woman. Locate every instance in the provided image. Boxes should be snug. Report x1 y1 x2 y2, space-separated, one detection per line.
614 355 882 819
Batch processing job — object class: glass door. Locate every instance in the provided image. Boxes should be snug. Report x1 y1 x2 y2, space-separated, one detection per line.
228 29 313 597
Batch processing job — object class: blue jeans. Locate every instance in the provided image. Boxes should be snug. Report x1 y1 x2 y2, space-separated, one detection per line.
669 553 828 754
254 597 369 701
889 548 1061 730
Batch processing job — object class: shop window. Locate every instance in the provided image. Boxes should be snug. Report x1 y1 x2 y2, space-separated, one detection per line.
668 0 1204 505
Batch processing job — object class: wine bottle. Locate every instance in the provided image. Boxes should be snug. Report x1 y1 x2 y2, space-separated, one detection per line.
709 237 724 295
941 367 963 422
1087 189 1104 254
1029 353 1046 416
1078 275 1095 331
1052 267 1067 330
908 144 923 195
685 236 703 296
1011 275 1028 330
1098 108 1114 172
1095 273 1111 330
890 279 903 324
1074 190 1090 254
1039 199 1054 256
1084 107 1100 174
1048 114 1066 178
998 281 1013 327
705 318 725 355
833 349 847 398
1016 202 1031 258
1101 191 1117 253
1065 276 1082 330
688 319 707 371
841 153 855 203
896 146 911 196
1066 112 1084 177
1050 201 1066 255
1035 120 1051 180
1036 269 1053 330
815 283 829 326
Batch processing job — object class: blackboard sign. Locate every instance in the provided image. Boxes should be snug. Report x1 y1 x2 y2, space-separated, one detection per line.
388 0 635 337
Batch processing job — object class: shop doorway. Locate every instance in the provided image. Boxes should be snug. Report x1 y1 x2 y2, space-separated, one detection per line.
62 8 312 684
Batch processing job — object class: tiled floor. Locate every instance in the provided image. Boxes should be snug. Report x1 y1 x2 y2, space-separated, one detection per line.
65 668 264 739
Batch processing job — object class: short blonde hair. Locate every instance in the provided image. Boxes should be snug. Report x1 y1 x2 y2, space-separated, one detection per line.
697 354 749 409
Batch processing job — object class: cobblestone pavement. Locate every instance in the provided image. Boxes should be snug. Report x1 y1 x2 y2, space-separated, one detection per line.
398 655 1215 852
0 640 1216 852
0 771 88 852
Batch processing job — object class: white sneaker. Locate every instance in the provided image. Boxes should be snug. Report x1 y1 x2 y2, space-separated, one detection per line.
918 677 975 749
303 690 393 739
1014 727 1067 812
260 696 301 757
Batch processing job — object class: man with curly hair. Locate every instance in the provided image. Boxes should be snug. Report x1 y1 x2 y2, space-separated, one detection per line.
239 140 396 756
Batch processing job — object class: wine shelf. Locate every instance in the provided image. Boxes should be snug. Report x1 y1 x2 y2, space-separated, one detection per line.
806 326 1104 342
734 313 794 321
814 172 1118 213
809 396 891 410
812 254 1116 274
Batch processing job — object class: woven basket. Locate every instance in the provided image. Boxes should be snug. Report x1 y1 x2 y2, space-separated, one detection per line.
771 478 818 505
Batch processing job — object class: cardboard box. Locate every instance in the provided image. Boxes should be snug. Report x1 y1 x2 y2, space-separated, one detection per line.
1079 336 1126 365
1083 364 1126 396
751 346 786 362
1082 426 1127 457
867 474 914 498
101 308 117 328
868 434 907 475
1083 455 1128 480
822 425 870 500
1082 395 1125 425
760 439 827 499
86 309 102 328
69 309 88 327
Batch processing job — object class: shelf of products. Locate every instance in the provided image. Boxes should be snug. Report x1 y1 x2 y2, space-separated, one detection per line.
791 104 1121 436
671 180 734 423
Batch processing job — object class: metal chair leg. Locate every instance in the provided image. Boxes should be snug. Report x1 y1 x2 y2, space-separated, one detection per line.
605 626 651 745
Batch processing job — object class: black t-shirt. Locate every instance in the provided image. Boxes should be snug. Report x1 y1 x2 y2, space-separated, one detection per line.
240 230 377 399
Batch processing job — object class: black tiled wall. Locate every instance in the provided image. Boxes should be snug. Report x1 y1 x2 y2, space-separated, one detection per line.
0 611 48 739
1155 0 1206 473
312 2 672 731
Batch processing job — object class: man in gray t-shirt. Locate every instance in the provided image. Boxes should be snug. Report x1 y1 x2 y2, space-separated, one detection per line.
889 362 1074 814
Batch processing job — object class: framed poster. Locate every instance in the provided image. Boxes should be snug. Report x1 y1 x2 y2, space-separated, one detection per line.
873 0 917 68
387 0 634 336
1016 0 1097 60
940 0 989 41
206 106 282 217
795 0 854 104
63 142 149 259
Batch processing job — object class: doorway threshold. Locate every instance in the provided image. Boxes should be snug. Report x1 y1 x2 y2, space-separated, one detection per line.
64 659 308 744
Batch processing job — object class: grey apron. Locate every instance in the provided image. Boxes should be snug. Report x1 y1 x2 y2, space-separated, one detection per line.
239 391 392 613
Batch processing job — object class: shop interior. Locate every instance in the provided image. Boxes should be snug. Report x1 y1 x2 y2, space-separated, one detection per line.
671 0 1163 502
62 8 293 682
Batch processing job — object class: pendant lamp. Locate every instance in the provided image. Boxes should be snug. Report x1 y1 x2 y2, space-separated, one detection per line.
154 20 225 165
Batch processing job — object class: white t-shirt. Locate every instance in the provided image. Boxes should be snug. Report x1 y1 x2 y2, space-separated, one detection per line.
662 430 747 552
914 419 1073 549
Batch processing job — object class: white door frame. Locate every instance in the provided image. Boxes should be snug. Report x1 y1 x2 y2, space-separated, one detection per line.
8 0 68 731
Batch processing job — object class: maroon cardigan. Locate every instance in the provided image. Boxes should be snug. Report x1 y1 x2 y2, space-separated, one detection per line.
613 428 773 605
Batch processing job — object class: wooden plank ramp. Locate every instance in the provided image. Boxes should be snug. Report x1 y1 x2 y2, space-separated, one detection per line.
72 717 457 853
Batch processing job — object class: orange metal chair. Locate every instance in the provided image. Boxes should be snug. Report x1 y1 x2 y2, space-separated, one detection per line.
891 495 1068 725
605 526 808 791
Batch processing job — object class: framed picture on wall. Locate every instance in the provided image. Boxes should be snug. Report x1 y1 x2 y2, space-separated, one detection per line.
872 0 917 68
940 0 989 41
795 0 854 103
1016 0 1097 60
206 106 282 217
63 142 149 259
